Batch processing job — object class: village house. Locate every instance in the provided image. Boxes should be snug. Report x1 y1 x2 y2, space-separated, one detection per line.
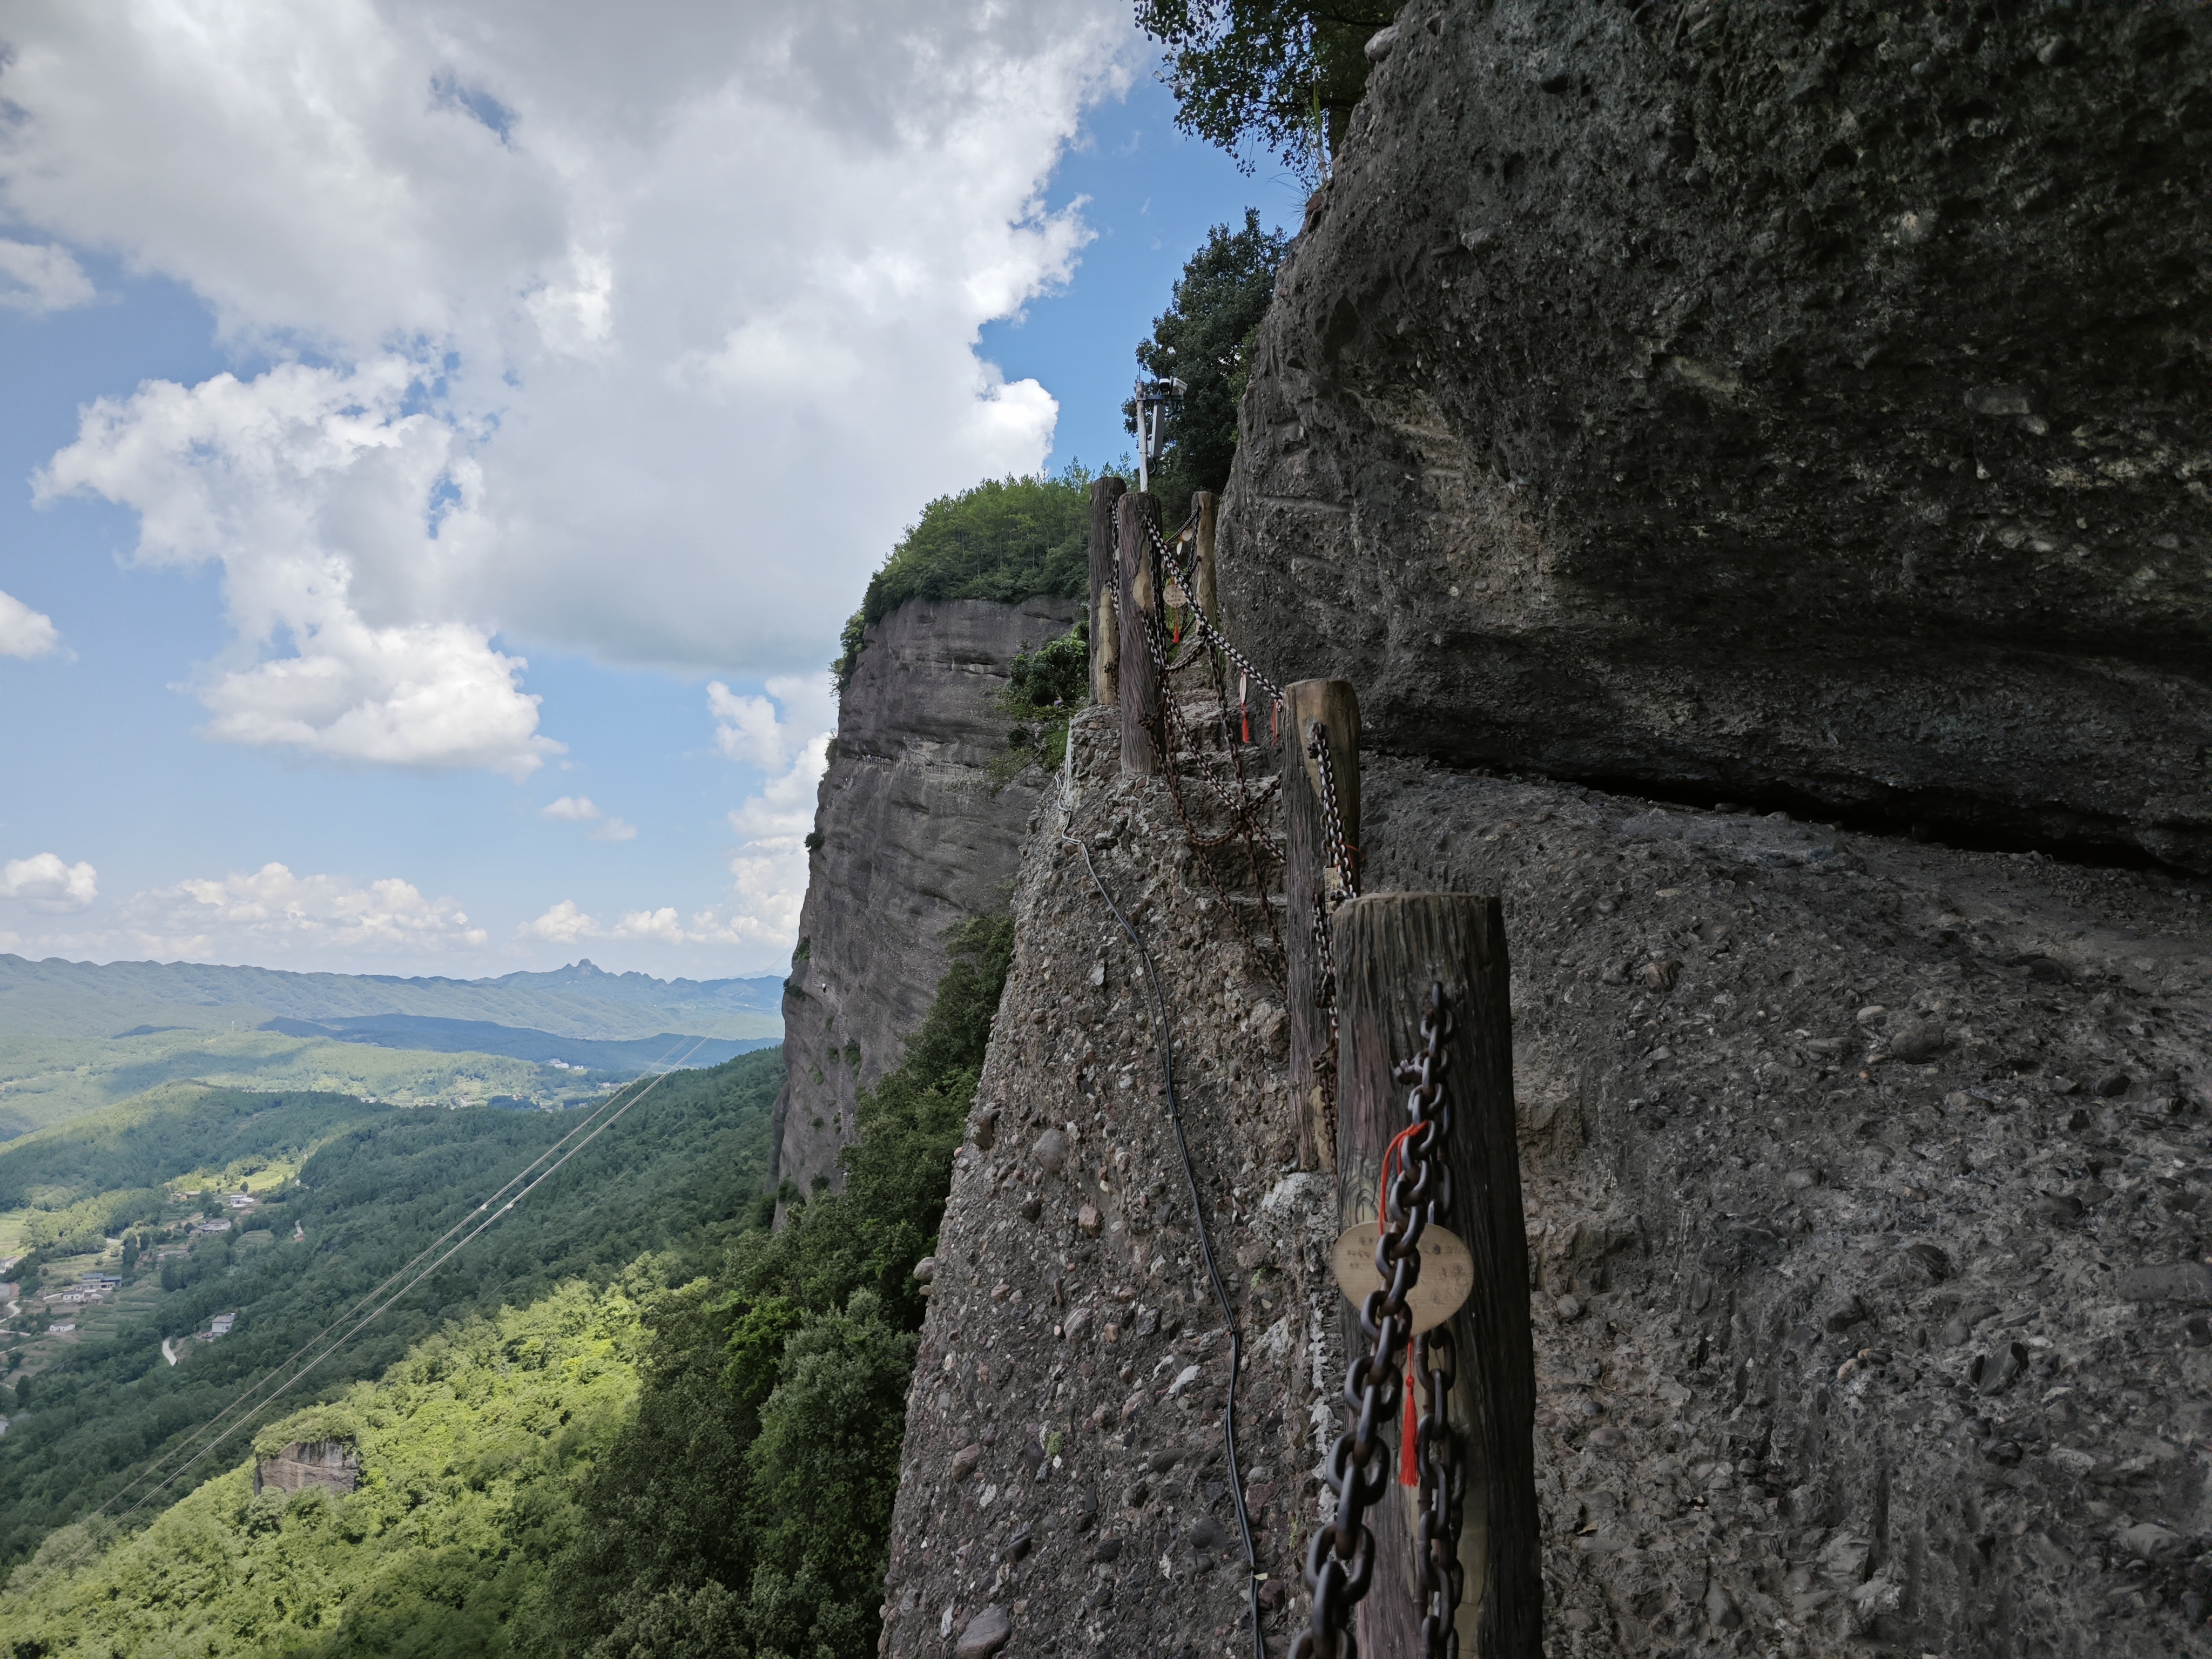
209 1312 237 1337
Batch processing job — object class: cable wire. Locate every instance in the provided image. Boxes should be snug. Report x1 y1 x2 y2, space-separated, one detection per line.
99 1025 727 1521
1059 813 1266 1659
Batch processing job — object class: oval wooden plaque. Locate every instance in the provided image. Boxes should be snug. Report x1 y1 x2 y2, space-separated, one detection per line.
1330 1222 1474 1335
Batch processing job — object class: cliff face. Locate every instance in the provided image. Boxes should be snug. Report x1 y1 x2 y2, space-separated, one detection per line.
1219 0 2211 872
875 5 2212 1656
772 595 1077 1198
885 719 2209 1659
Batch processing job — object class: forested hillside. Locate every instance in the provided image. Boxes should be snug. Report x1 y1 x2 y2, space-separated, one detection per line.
0 1050 783 1569
0 912 1009 1656
2 1280 643 1656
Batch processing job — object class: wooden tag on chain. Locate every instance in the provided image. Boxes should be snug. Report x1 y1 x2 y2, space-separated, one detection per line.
1330 1224 1475 1334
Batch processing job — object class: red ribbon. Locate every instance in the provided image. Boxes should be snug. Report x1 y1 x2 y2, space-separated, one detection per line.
1378 1122 1424 1488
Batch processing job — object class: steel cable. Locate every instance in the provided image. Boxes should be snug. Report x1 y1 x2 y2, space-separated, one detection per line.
1058 812 1265 1659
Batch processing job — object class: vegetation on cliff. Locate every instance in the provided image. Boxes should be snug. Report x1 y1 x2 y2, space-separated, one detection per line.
1136 0 1396 171
833 471 1091 687
546 914 1015 1658
1122 208 1291 528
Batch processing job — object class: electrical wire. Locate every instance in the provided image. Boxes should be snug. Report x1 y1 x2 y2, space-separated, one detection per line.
98 1024 729 1521
1059 815 1266 1659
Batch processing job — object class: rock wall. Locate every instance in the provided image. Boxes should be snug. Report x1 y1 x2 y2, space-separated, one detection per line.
252 1440 358 1497
872 4 2212 1654
885 714 2209 1659
772 595 1077 1199
1218 0 2212 872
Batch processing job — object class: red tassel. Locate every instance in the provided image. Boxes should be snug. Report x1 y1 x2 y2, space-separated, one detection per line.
1400 1353 1420 1486
1240 708 1250 744
1172 623 1182 644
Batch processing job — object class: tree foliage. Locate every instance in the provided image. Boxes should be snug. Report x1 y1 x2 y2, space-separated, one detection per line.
547 914 1014 1659
0 1054 783 1570
0 1279 643 1656
1134 0 1400 176
834 472 1093 689
1122 208 1292 528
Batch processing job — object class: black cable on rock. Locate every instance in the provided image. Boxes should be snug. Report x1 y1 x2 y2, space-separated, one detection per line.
1061 824 1266 1659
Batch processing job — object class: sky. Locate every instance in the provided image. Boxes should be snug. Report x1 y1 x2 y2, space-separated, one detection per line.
0 1 1306 982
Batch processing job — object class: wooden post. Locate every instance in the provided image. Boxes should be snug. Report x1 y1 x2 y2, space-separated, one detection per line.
1332 894 1541 1659
1191 489 1219 630
1088 476 1126 705
1116 490 1163 777
1280 679 1359 1171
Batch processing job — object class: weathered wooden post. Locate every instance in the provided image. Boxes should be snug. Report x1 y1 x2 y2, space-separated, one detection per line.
1115 490 1163 776
1331 894 1542 1658
1190 489 1219 630
1088 475 1126 706
1280 679 1359 1170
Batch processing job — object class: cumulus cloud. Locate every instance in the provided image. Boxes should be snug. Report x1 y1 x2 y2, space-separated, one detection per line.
591 817 638 842
38 359 557 778
3 0 1135 784
107 863 487 960
0 591 62 658
522 898 599 942
542 795 600 820
0 853 99 911
0 240 95 312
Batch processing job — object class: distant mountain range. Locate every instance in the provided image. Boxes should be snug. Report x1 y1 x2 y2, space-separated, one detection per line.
255 1013 778 1072
0 955 785 1042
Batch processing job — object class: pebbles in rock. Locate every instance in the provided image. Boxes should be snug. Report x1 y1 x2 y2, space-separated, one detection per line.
1032 1128 1071 1175
951 1443 983 1480
2117 1262 2212 1305
955 1605 1012 1659
1886 1019 1947 1062
1077 1202 1101 1236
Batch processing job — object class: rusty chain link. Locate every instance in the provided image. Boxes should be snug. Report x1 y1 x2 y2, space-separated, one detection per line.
1399 989 1467 1659
1295 982 1461 1659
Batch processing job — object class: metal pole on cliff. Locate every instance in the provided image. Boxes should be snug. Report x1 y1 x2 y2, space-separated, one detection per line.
1088 475 1126 706
1280 679 1359 1171
1191 489 1219 630
1331 894 1542 1659
1116 490 1164 776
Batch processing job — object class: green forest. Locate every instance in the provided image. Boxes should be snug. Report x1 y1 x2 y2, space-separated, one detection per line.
0 1051 782 1570
0 913 1012 1657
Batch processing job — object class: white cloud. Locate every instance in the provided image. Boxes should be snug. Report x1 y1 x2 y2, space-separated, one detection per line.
0 591 62 658
0 853 99 911
0 240 95 312
3 0 1136 759
37 360 558 778
521 898 599 942
612 906 686 944
110 862 487 960
591 817 638 842
542 795 600 820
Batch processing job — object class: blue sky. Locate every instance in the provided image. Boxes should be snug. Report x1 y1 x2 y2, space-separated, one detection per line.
0 5 1305 981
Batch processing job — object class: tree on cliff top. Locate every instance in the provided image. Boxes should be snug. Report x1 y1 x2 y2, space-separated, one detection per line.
1135 0 1399 176
833 471 1090 689
1123 208 1291 528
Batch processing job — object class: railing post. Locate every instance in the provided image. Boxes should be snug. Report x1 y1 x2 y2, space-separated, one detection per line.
1088 475 1127 706
1191 489 1219 630
1332 894 1542 1659
1116 490 1163 776
1280 678 1359 1171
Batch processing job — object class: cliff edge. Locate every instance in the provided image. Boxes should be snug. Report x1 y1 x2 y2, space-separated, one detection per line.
772 595 1077 1199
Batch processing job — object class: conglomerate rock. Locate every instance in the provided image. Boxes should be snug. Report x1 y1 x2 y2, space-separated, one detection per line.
882 714 2209 1658
1218 0 2212 871
771 595 1076 1199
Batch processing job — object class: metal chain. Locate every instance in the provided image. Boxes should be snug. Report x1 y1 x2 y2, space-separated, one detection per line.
1147 515 1283 705
1398 990 1466 1659
1294 983 1458 1659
